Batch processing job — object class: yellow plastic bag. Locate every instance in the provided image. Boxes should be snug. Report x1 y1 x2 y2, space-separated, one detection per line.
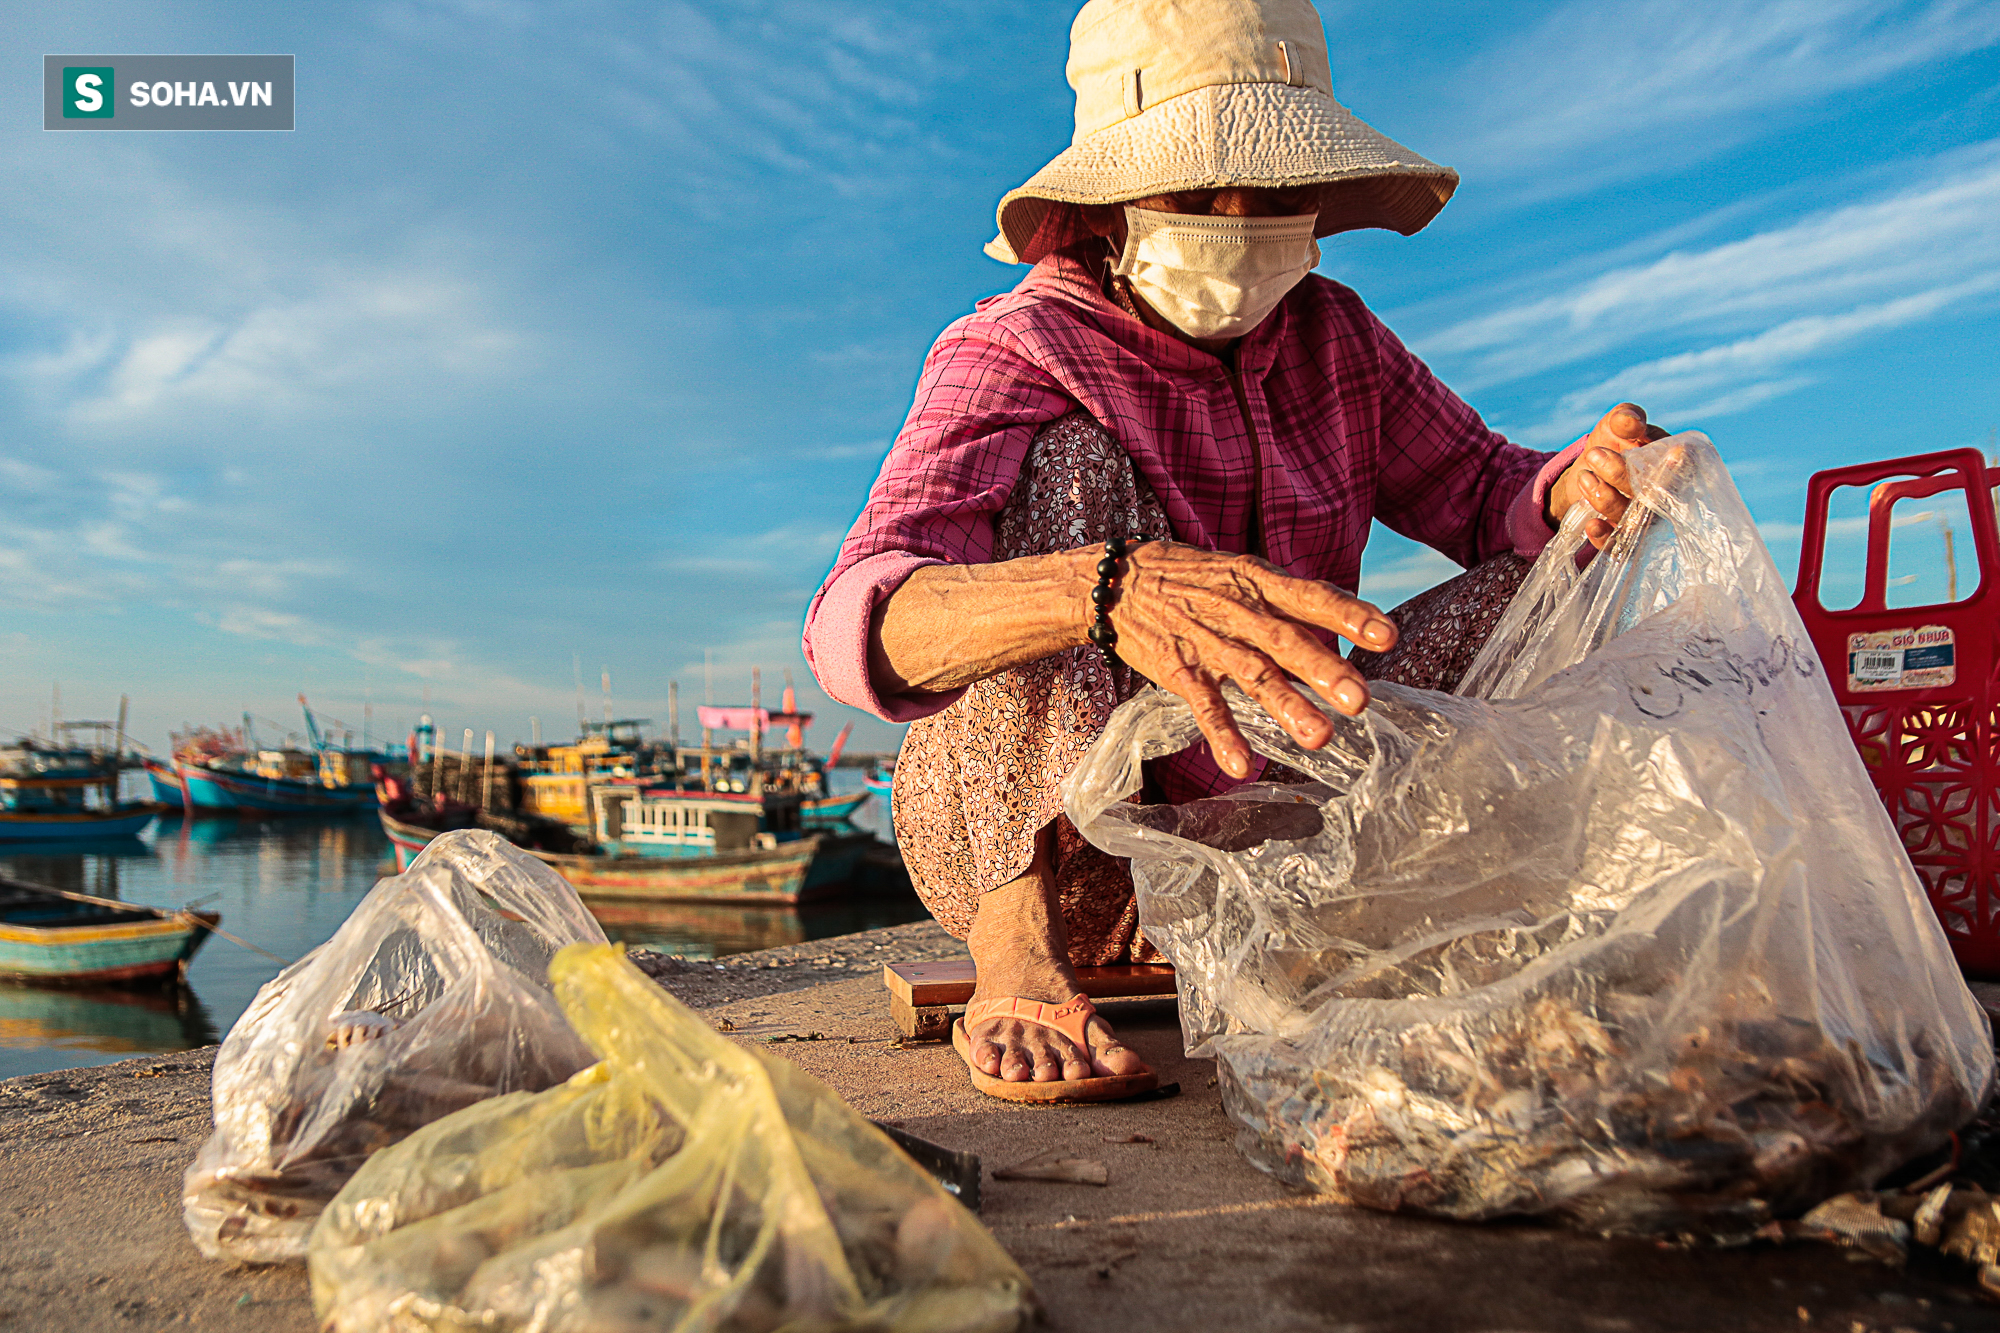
309 943 1037 1333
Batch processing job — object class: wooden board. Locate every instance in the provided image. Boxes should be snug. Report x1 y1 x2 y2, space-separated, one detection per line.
883 959 1176 1008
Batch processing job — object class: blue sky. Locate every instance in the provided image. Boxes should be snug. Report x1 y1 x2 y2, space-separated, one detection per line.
4 0 1997 756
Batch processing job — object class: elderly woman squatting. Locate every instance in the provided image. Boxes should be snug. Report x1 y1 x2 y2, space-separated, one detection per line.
806 0 1663 1102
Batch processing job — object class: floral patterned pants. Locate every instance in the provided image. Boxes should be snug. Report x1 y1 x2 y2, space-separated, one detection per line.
892 413 1531 966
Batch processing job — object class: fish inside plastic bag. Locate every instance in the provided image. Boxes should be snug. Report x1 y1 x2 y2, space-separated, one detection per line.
1063 433 1994 1235
184 830 604 1262
307 942 1038 1333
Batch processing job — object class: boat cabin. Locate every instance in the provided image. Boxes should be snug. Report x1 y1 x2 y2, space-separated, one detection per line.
597 789 805 858
519 725 655 827
0 746 117 813
249 749 316 782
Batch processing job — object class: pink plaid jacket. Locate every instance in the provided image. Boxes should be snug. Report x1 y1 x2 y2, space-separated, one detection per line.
804 249 1578 734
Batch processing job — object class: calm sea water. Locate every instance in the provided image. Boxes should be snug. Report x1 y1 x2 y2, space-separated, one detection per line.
0 768 917 1080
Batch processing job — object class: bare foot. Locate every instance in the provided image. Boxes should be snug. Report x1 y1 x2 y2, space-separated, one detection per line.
325 1010 398 1050
963 826 1149 1083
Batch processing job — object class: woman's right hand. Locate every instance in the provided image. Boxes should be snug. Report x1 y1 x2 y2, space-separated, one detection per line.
1105 542 1398 779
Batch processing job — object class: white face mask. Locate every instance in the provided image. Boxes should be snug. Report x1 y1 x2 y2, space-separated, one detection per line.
1111 206 1321 341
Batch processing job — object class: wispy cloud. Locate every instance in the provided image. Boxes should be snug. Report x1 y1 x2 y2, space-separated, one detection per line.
1518 271 2000 439
1446 0 2000 187
375 0 954 197
1425 143 2000 383
34 279 527 429
0 0 1987 756
1409 141 2000 441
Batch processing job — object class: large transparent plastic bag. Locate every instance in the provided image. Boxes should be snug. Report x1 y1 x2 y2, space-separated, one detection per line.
1065 434 1994 1234
184 830 604 1262
308 943 1037 1333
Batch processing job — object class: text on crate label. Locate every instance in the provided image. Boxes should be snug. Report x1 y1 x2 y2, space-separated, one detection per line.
1846 625 1957 692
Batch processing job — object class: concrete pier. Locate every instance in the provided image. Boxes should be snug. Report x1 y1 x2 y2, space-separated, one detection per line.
2 921 1993 1332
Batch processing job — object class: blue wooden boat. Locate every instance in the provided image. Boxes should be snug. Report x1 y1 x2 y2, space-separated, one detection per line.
169 700 392 815
142 756 184 808
0 744 165 842
0 806 162 841
863 769 893 797
0 875 218 986
175 756 376 813
800 789 870 827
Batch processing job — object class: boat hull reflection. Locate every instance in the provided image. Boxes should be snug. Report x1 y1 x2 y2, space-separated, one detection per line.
582 891 932 958
0 982 219 1055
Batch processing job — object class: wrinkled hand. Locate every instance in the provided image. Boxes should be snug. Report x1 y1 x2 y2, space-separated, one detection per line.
1105 542 1398 779
1546 403 1672 548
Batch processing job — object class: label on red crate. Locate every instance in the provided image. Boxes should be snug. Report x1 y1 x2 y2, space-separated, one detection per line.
1847 625 1956 691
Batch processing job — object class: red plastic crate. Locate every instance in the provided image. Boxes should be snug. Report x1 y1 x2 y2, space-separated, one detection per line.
1793 448 2000 976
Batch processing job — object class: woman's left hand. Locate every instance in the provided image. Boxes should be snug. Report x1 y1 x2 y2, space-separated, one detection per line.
1546 403 1672 548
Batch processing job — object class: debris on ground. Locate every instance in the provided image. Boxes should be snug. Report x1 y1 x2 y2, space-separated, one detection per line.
993 1151 1111 1186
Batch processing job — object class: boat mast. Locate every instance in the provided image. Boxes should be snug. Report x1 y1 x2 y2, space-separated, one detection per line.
701 650 714 789
298 694 327 754
113 695 128 793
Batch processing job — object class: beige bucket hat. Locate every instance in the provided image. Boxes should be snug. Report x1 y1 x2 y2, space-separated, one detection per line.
987 0 1458 265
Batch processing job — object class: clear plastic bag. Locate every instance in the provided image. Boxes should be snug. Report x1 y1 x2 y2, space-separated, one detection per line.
1064 434 1994 1234
184 830 604 1262
308 943 1037 1333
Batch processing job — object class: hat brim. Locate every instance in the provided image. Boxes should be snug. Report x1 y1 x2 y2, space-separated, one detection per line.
988 81 1458 265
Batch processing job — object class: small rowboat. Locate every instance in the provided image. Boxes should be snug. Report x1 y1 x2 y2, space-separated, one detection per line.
0 875 218 987
862 769 893 797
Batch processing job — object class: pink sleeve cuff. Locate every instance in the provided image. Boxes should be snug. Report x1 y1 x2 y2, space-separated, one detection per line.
802 551 964 723
1506 438 1589 559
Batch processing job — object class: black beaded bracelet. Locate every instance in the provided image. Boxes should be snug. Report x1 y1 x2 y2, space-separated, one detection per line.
1087 536 1128 668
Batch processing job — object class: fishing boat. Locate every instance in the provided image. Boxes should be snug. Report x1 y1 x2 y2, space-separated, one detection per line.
385 677 881 905
532 838 826 904
142 756 184 808
801 789 870 827
173 698 385 815
176 754 377 814
863 767 893 797
0 874 219 986
0 742 166 842
600 786 870 895
378 805 833 905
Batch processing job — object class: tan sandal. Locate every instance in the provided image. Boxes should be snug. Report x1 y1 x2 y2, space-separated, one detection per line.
952 993 1158 1104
